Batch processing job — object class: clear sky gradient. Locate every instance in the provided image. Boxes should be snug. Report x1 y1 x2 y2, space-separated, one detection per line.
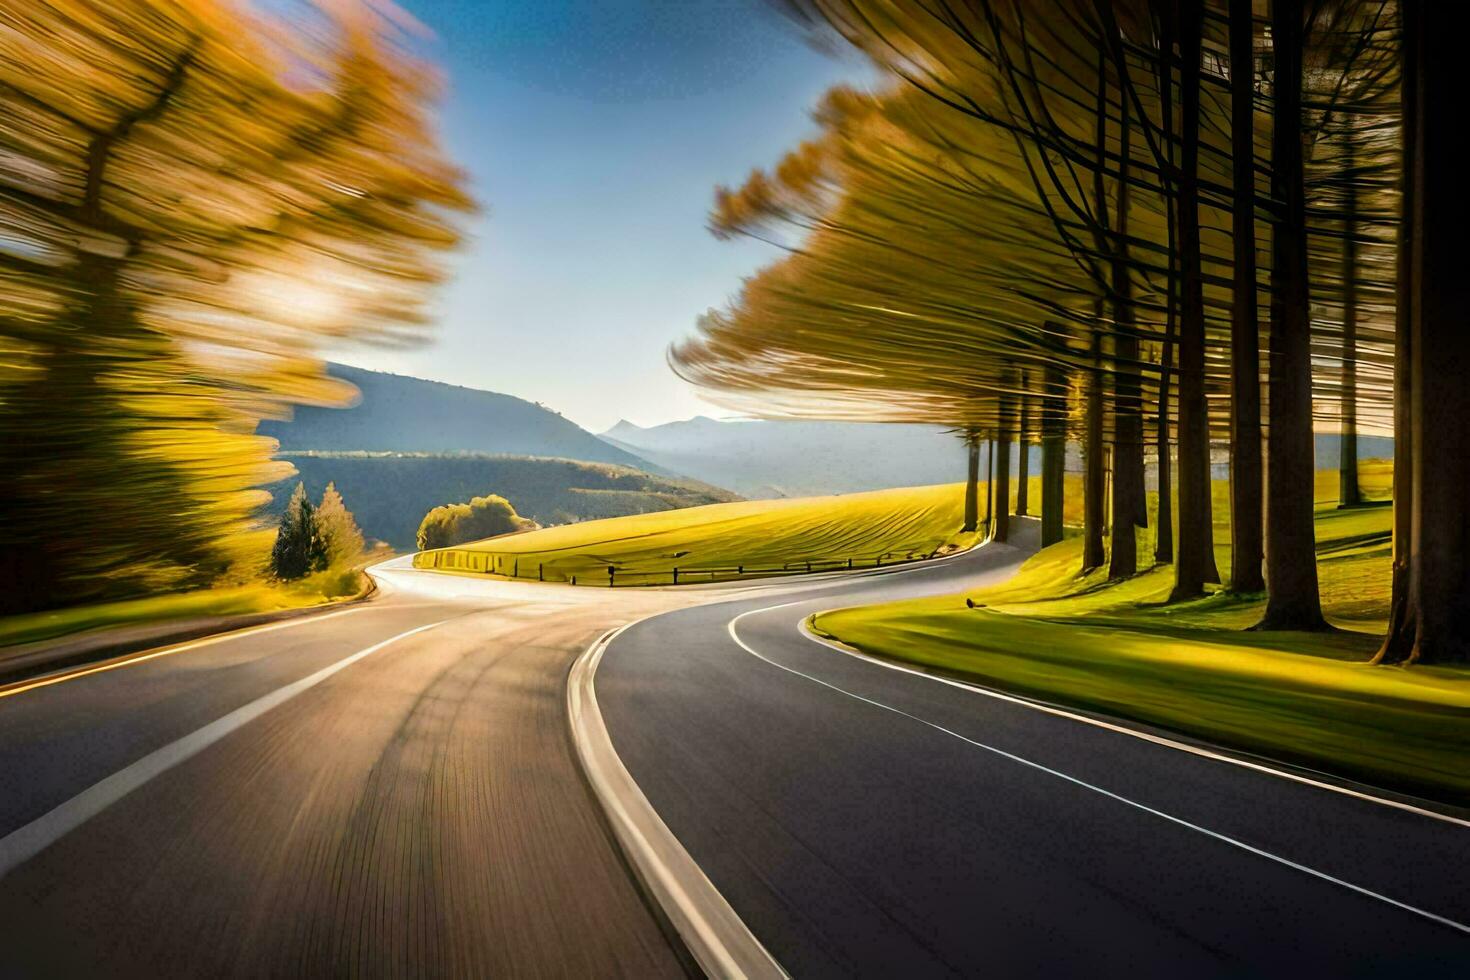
332 1 860 432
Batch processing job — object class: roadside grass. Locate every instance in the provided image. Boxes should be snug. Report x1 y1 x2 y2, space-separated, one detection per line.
0 563 372 650
413 481 1060 584
813 460 1470 804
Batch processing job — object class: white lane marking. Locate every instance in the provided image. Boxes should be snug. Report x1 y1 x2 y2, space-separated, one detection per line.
569 624 788 980
0 619 451 878
0 605 370 700
727 604 1470 937
798 618 1470 830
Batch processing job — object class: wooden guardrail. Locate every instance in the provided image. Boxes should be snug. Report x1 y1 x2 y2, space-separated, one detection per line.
412 545 948 586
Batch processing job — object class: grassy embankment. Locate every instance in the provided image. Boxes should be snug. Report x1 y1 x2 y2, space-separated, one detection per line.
414 482 993 585
814 461 1470 804
0 562 371 650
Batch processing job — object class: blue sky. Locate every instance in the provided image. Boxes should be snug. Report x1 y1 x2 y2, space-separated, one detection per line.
332 1 862 432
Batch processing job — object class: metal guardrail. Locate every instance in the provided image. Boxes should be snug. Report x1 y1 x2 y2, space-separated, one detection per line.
412 545 948 586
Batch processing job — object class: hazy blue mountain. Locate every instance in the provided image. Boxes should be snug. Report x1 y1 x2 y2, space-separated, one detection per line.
259 363 655 469
1314 432 1394 468
600 417 972 498
599 419 1392 500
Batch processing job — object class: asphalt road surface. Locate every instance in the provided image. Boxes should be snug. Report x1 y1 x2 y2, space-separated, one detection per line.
0 568 699 977
2 535 1467 977
595 524 1470 978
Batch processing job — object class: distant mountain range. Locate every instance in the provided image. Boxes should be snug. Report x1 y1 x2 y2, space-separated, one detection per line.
601 417 1395 500
257 364 741 547
259 363 656 470
600 417 972 499
269 453 736 549
257 366 1396 533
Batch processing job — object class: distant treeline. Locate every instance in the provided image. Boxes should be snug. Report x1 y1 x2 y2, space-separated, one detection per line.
266 453 739 549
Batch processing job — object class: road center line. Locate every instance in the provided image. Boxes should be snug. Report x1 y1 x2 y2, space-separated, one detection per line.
726 603 1470 938
0 618 451 879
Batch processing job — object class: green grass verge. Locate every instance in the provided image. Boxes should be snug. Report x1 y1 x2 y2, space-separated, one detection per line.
415 482 990 585
0 566 369 649
814 461 1470 805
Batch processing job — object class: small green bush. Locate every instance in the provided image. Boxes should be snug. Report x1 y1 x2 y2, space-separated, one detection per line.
417 494 535 550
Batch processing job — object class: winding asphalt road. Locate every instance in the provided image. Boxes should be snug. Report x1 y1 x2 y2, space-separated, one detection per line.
1 531 1467 976
596 524 1470 977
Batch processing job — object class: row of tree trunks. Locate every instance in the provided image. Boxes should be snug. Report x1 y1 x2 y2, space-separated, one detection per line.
1227 0 1265 593
1171 0 1220 600
1258 0 1326 630
1378 0 1470 664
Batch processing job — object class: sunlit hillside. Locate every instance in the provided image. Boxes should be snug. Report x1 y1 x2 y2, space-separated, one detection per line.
414 482 985 585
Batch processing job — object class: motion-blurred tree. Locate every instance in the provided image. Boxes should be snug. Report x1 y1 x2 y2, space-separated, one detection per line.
0 0 471 612
679 0 1407 640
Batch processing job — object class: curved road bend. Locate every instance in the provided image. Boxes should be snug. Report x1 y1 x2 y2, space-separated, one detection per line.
597 523 1470 978
0 567 704 977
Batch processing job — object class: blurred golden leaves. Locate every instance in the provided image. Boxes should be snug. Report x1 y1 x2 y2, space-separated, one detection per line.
0 0 472 612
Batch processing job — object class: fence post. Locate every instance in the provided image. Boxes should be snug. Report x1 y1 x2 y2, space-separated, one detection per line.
539 563 544 582
876 555 882 567
513 559 518 578
673 567 679 585
806 560 812 573
607 566 615 587
847 557 853 570
571 575 577 586
737 565 743 575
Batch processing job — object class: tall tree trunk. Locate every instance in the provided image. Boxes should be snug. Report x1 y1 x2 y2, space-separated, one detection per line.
984 437 994 531
1017 394 1031 516
962 434 980 533
994 400 1013 543
1084 48 1110 574
1338 121 1361 508
1155 9 1177 566
1156 323 1175 565
1258 0 1326 630
1109 88 1144 580
1084 324 1107 571
1171 0 1221 599
1374 0 1417 664
1381 1 1470 663
1228 0 1266 592
1041 366 1066 547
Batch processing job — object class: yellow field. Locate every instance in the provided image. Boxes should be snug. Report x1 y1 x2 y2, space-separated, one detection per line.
414 482 982 585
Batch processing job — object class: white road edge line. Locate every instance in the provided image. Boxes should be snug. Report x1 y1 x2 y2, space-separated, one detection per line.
728 603 1470 938
796 616 1470 830
0 618 451 879
568 622 789 980
0 604 370 700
